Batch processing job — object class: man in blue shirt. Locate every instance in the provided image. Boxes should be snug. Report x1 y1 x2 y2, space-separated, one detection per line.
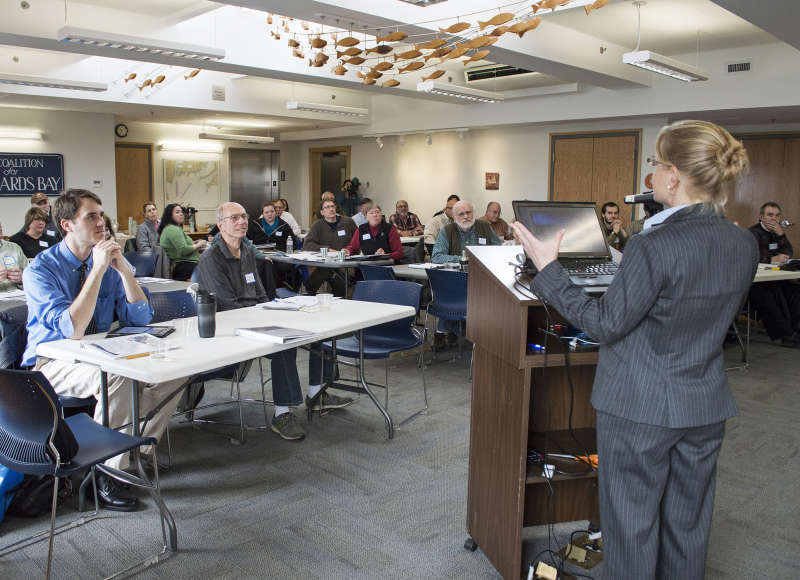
23 189 186 511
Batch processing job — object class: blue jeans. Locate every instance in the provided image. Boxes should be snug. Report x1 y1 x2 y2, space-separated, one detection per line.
308 342 334 386
267 348 302 406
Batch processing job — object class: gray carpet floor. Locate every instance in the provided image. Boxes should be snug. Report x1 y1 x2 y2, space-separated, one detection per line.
1 339 797 579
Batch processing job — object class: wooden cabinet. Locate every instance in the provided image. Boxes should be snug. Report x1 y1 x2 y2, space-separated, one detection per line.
465 246 599 579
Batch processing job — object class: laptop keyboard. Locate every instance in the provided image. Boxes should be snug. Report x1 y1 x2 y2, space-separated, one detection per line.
564 260 618 277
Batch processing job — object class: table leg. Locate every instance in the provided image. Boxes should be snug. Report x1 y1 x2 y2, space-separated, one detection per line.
100 371 109 427
131 380 178 552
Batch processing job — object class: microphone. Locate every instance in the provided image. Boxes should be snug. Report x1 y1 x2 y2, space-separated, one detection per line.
624 192 654 204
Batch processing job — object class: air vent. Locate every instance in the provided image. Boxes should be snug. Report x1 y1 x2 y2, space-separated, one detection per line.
727 62 751 74
466 65 534 83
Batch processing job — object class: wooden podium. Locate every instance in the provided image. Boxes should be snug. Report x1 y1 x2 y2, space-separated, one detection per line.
464 246 599 579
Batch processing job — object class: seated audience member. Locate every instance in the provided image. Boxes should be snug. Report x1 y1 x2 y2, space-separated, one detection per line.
626 200 664 237
22 189 186 511
423 195 459 257
275 198 301 236
158 203 207 280
313 191 341 222
336 179 359 217
600 201 629 250
258 202 298 251
197 202 352 440
103 215 117 241
432 194 460 218
30 192 62 242
9 207 58 258
351 197 373 228
747 202 800 347
432 200 501 263
136 201 160 253
345 204 404 261
0 222 28 291
303 199 357 296
390 200 424 236
479 201 513 240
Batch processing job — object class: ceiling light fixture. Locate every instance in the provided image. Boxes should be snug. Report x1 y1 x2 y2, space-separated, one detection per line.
158 141 223 153
286 101 368 117
622 2 707 82
425 134 432 145
199 132 275 144
58 26 225 61
0 72 107 92
205 119 273 129
375 136 384 150
0 128 42 140
416 81 503 103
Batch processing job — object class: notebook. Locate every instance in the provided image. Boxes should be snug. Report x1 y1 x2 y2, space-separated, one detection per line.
512 200 618 287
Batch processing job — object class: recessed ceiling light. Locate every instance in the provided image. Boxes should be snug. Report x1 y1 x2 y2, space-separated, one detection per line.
58 26 225 61
0 72 107 92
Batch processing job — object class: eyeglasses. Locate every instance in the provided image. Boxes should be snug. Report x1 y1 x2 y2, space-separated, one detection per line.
222 213 249 223
646 156 671 169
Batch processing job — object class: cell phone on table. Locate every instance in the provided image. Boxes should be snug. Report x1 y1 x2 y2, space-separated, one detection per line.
105 326 175 338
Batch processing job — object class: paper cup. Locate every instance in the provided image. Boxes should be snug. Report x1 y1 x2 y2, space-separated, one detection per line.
317 293 333 310
320 247 329 259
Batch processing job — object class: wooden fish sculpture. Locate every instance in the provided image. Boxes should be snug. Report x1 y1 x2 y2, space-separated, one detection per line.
424 46 453 62
288 38 299 48
310 37 327 49
439 22 471 34
270 31 281 40
336 47 362 58
267 15 273 25
376 31 408 43
293 48 304 59
308 53 329 67
362 77 376 85
345 56 366 65
138 79 152 91
462 35 494 49
463 50 490 65
441 45 469 61
184 69 199 80
372 61 394 72
399 61 424 73
394 49 422 61
358 71 382 80
333 64 347 76
152 74 166 85
478 12 514 30
366 44 393 55
381 79 399 87
534 0 571 12
415 38 448 51
585 0 610 15
124 73 137 83
422 69 445 82
489 26 509 37
336 36 360 47
507 18 541 38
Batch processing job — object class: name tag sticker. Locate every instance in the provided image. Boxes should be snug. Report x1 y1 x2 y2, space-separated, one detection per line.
3 256 16 266
337 229 346 237
362 233 372 240
769 242 779 250
244 272 256 284
39 240 49 247
478 237 487 245
46 230 56 237
275 231 283 237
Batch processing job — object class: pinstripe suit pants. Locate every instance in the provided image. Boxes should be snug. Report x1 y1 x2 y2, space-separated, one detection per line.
596 411 725 580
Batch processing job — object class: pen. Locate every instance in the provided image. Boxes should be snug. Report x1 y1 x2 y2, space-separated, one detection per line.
125 352 151 360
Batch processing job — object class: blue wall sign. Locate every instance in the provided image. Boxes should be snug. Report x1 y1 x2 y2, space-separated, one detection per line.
0 153 65 197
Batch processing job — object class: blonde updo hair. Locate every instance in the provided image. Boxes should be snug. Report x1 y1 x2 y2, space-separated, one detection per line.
655 120 748 212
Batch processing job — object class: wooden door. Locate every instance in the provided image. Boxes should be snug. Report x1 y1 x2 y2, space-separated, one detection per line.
308 146 350 222
550 131 640 223
115 143 153 233
729 134 800 253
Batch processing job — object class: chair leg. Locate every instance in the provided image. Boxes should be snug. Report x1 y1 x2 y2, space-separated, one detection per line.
384 358 389 412
46 475 59 580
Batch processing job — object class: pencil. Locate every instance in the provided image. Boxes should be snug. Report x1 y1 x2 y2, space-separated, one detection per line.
125 352 151 360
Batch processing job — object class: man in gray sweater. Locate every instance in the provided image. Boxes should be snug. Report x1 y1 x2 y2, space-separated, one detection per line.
302 199 356 296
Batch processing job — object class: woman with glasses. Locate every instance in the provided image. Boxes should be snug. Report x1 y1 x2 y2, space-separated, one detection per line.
512 120 759 579
158 203 207 280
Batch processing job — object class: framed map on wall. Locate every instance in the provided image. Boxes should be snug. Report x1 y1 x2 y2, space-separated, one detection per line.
163 159 220 210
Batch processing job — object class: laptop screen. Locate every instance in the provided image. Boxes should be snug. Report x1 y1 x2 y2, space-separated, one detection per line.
512 201 611 259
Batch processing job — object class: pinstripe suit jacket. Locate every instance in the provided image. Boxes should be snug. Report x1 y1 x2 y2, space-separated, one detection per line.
532 204 759 428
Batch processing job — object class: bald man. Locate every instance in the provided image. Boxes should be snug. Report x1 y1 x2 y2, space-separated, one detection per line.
389 200 424 236
432 201 501 263
479 201 512 240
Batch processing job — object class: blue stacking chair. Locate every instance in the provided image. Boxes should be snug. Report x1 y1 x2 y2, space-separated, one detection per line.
123 251 158 278
424 269 469 365
0 369 174 579
321 280 427 432
358 264 397 281
149 291 255 448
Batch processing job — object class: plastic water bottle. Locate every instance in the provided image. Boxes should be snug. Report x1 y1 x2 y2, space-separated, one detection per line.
286 236 294 254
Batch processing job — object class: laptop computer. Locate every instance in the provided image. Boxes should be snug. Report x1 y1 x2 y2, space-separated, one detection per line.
512 200 618 287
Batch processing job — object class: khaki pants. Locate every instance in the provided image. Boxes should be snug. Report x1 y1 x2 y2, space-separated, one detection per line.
39 359 185 470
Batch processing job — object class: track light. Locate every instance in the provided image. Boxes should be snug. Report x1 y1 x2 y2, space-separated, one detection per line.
286 101 368 117
376 136 384 149
426 134 432 146
58 26 225 61
0 72 107 92
416 80 503 103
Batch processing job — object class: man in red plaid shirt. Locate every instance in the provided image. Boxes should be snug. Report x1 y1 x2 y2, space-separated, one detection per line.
389 199 424 236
